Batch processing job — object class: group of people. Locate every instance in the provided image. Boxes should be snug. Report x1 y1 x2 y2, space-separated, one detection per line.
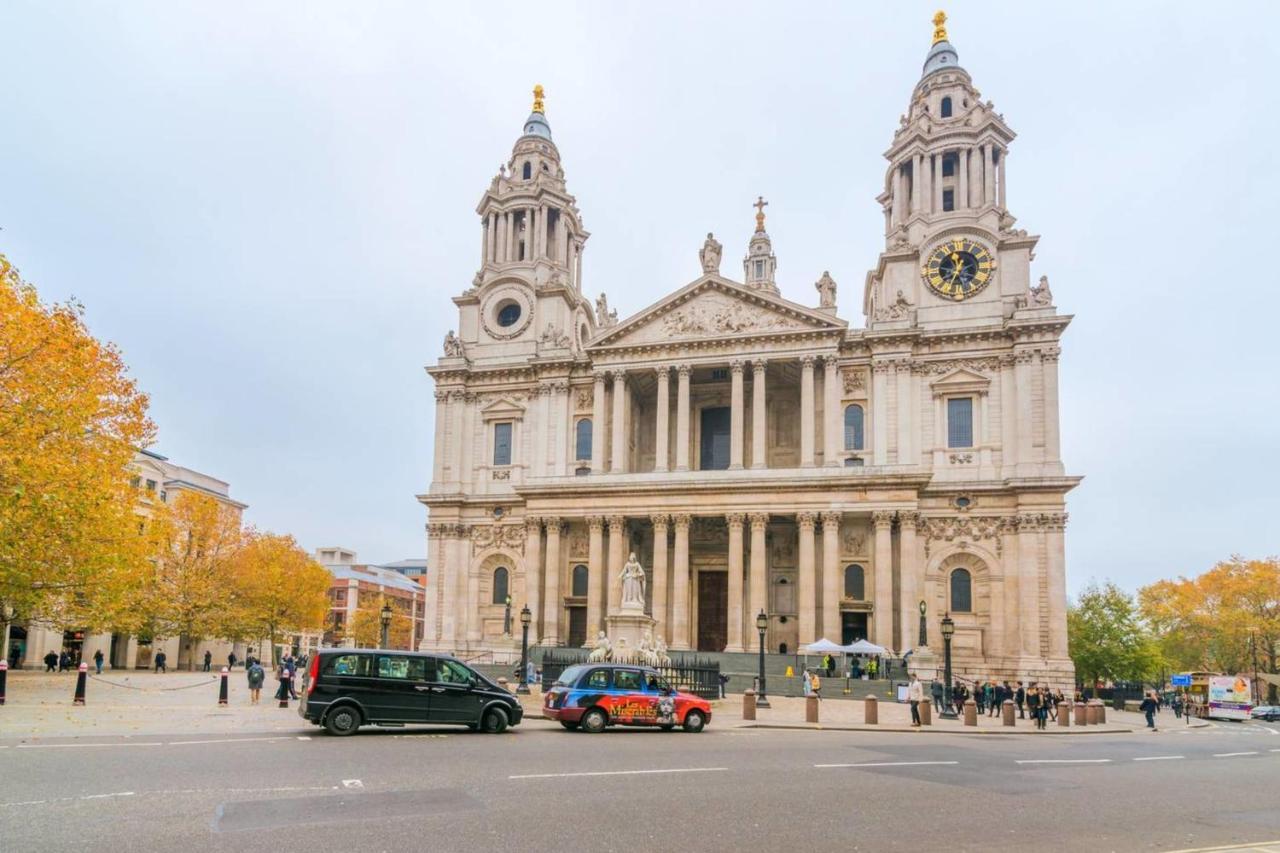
816 653 892 681
42 650 79 672
910 677 1067 728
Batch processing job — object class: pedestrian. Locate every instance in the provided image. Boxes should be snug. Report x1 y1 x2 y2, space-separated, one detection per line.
203 650 212 672
1140 692 1158 731
1014 681 1026 718
1028 686 1045 729
58 650 71 672
525 659 536 688
802 668 813 698
931 678 944 713
247 658 265 704
717 672 728 699
811 670 822 700
1172 692 1183 719
93 649 104 674
908 672 923 727
285 654 299 700
43 651 58 672
154 650 167 673
868 658 878 680
274 660 290 704
228 651 237 670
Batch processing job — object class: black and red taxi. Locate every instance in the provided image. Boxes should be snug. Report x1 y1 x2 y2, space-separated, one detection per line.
543 663 711 733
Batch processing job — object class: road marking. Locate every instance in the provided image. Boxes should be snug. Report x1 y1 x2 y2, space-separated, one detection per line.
296 736 311 741
168 736 293 746
80 792 134 800
1271 748 1280 753
510 767 729 780
15 742 163 749
342 779 364 789
815 761 959 769
1133 755 1184 761
1213 751 1258 758
1015 759 1111 764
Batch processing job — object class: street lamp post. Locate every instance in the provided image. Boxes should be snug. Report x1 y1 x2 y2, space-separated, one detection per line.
940 613 957 719
517 605 532 695
755 609 770 708
379 602 393 650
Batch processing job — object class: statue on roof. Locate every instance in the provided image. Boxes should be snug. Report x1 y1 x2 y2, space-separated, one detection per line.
815 271 837 309
699 232 722 275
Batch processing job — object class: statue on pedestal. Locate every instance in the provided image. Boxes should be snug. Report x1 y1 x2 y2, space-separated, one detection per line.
699 232 722 274
587 631 611 662
620 552 646 611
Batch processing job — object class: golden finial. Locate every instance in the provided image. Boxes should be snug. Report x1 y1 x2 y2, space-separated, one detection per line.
932 10 948 45
753 196 769 231
532 84 545 114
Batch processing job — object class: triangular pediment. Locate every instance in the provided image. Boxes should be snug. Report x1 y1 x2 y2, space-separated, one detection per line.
930 367 991 397
479 397 526 419
589 275 845 351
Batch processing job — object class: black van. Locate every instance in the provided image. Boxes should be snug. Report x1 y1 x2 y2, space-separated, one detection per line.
300 649 524 736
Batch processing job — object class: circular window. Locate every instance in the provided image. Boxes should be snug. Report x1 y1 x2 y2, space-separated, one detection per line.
954 496 972 509
496 302 521 327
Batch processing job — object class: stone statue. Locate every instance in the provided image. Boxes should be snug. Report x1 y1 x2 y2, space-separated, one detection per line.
595 293 617 328
815 270 837 309
587 631 611 663
654 636 671 667
875 290 914 322
443 329 463 357
620 552 646 611
1029 275 1053 307
699 232 723 274
613 637 633 665
540 322 571 349
637 630 656 667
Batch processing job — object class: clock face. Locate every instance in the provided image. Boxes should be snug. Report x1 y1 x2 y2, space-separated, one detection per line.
922 238 996 301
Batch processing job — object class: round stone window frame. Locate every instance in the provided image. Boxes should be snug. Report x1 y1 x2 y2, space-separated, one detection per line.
481 285 533 340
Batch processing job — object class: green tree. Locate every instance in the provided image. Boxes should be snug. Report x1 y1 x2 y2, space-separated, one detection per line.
1068 581 1163 688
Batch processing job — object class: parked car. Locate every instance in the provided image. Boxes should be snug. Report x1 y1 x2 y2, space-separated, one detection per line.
300 649 523 736
542 663 711 733
1250 705 1280 722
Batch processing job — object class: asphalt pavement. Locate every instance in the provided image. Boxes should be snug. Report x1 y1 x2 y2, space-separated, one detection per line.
2 714 1279 852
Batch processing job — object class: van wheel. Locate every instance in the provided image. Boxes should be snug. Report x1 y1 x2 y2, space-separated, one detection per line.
682 710 706 733
480 707 509 734
581 707 608 733
324 705 361 736
560 721 579 730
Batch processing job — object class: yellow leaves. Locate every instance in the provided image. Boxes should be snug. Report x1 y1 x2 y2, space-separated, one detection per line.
228 530 332 645
349 594 414 650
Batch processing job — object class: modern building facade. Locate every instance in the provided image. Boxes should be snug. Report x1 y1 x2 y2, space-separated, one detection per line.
419 15 1079 683
314 548 427 651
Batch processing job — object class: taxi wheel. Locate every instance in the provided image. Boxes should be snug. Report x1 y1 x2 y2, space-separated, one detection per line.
481 707 509 734
581 708 608 733
682 710 706 733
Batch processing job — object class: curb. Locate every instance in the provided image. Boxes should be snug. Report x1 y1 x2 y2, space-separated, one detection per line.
737 722 1143 735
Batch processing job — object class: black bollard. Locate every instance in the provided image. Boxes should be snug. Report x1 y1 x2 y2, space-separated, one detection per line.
218 667 229 705
0 659 8 705
73 662 88 705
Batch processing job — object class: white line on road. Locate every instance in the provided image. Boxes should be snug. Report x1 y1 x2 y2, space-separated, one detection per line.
510 767 729 780
815 761 959 769
1015 759 1111 764
80 792 135 800
167 737 294 746
1133 755 1184 761
296 736 311 741
1271 748 1280 753
342 779 364 789
15 742 163 749
1212 751 1259 757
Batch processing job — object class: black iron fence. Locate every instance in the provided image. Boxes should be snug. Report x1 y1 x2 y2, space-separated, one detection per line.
538 648 722 700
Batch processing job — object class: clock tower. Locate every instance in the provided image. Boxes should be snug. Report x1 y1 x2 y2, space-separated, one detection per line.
863 11 1041 330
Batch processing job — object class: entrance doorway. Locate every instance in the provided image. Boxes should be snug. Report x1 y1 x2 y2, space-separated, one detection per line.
697 572 728 651
841 612 868 645
567 607 587 647
699 407 731 470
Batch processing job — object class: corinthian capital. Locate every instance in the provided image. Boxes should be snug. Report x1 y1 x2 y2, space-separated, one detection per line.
725 512 745 528
871 510 895 528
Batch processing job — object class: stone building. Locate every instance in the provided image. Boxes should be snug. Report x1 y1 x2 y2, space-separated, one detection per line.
314 547 427 651
420 15 1079 683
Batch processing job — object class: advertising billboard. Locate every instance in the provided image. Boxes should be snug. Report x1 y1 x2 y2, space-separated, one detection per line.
1207 675 1252 721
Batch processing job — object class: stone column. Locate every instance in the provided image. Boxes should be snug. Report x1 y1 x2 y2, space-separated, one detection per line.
439 525 461 649
920 153 931 213
524 517 543 643
872 511 894 649
729 360 745 469
651 514 670 639
898 513 919 653
607 515 626 615
958 149 969 210
465 534 482 644
591 371 607 473
671 515 692 649
486 212 496 264
1017 514 1040 656
999 354 1018 476
586 516 605 638
676 364 691 471
983 143 995 206
553 382 570 475
998 149 1007 208
751 359 767 469
725 513 746 651
610 370 627 473
820 512 841 641
891 166 904 225
800 356 816 467
1046 514 1069 659
574 242 583 291
654 366 670 472
895 360 913 465
538 203 548 258
748 513 768 629
933 151 943 213
797 512 817 646
432 390 448 485
968 146 981 207
543 519 564 645
456 391 473 490
871 362 890 465
1042 347 1062 463
1014 350 1037 475
911 154 923 213
1000 517 1021 657
823 355 841 467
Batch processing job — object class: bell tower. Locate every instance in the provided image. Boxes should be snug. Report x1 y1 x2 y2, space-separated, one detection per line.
742 196 779 294
863 11 1041 330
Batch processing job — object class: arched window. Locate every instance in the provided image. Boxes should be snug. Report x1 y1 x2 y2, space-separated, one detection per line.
940 96 953 118
521 161 532 180
950 568 972 613
491 566 509 604
571 565 588 597
844 564 865 600
575 418 592 461
844 405 865 451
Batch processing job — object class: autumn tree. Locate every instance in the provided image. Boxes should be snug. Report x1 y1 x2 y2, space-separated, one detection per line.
228 531 331 665
349 594 414 650
0 253 155 647
1068 581 1163 688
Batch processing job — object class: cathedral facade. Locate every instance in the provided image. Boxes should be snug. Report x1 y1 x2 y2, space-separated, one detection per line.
420 15 1079 683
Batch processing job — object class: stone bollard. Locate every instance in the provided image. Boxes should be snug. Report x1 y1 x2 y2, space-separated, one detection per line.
0 659 7 706
864 694 878 725
218 667 229 705
743 689 757 721
1002 699 1015 726
1095 701 1106 725
73 662 88 706
1085 702 1099 725
1074 702 1087 726
806 695 820 723
964 698 978 726
1058 702 1070 727
919 699 932 726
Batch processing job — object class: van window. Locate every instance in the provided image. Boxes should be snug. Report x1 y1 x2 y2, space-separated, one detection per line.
585 669 610 689
376 655 427 680
556 664 586 687
436 659 474 685
614 669 643 691
323 653 371 677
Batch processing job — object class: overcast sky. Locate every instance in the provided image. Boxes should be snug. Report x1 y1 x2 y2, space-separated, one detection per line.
2 2 1275 596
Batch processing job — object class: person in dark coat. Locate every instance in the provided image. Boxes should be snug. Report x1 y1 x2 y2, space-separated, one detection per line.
274 660 290 703
44 651 59 672
1140 692 1159 730
228 651 237 669
202 650 212 672
154 650 167 673
1014 681 1026 718
93 649 105 674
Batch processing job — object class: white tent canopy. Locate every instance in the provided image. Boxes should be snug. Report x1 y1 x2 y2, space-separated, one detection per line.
843 639 888 655
801 639 846 655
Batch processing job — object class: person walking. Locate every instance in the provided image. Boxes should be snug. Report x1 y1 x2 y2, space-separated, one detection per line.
93 649 104 674
931 678 944 713
247 658 265 704
908 673 924 727
802 668 813 698
228 651 237 670
154 650 167 673
1140 692 1159 731
58 650 71 672
274 659 290 705
1028 686 1045 730
202 650 212 672
1172 692 1183 720
868 658 878 680
285 654 299 700
43 651 58 672
525 659 536 688
1014 681 1026 719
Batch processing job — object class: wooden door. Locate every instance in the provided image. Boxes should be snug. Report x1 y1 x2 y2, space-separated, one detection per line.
567 607 587 647
697 572 728 651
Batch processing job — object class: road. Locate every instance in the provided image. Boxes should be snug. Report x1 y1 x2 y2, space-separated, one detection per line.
2 716 1278 852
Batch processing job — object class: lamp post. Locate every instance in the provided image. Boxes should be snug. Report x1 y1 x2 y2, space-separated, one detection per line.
517 605 532 695
379 602 393 650
940 613 957 719
755 609 770 708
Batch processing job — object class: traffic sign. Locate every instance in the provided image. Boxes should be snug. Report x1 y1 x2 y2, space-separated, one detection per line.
1171 674 1192 687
